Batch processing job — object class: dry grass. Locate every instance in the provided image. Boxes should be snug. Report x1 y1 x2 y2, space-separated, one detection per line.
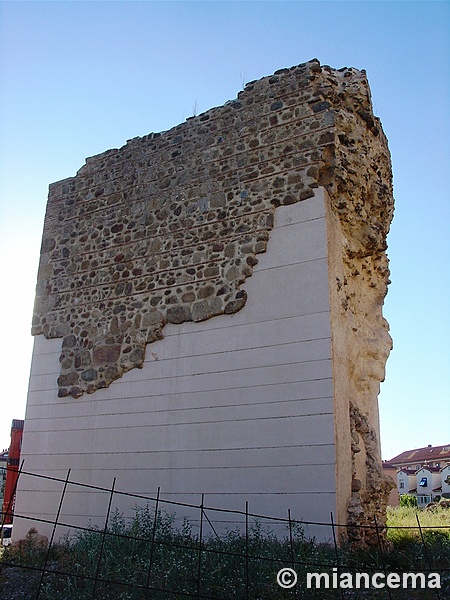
386 505 450 542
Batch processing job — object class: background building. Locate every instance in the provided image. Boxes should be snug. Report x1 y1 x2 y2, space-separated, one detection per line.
0 449 8 515
388 444 450 471
389 444 450 505
382 462 399 507
2 420 24 525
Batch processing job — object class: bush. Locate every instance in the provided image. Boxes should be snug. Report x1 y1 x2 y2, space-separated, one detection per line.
0 507 449 599
399 494 418 508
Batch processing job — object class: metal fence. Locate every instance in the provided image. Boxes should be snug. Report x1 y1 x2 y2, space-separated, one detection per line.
1 466 449 599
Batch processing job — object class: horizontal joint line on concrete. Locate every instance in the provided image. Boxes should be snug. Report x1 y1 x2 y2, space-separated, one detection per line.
24 410 334 434
21 443 334 457
28 374 333 395
25 394 333 418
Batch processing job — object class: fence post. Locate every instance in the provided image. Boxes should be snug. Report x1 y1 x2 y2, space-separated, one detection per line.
196 493 204 599
91 477 116 599
35 468 71 599
416 512 441 600
374 514 392 600
145 486 160 600
288 509 298 599
330 512 344 600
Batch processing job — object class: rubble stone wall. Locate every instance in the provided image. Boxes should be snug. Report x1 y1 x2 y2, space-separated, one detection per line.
28 59 394 542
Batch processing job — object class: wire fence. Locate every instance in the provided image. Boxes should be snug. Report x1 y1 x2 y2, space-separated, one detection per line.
1 466 449 599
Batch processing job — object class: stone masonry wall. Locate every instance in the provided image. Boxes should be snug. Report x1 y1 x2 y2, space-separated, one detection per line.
31 59 394 542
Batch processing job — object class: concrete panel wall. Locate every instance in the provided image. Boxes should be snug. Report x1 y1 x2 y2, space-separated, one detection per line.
16 190 336 535
15 189 338 540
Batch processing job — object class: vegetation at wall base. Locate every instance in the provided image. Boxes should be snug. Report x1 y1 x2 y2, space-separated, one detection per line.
0 505 449 599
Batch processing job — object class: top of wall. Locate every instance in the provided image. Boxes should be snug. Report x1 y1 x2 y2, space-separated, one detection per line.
32 59 394 398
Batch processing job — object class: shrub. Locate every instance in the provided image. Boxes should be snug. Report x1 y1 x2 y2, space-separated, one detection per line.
399 494 418 508
0 507 449 599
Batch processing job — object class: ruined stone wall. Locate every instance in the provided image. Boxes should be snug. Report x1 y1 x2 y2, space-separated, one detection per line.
28 59 394 542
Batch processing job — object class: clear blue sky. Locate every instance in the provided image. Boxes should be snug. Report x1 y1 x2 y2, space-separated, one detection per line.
0 1 449 459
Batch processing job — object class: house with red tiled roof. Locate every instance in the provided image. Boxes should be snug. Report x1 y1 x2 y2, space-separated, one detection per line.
388 444 450 470
388 444 450 506
397 468 417 495
415 466 442 506
441 464 450 498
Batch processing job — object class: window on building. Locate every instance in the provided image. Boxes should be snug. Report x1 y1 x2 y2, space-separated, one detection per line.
418 495 431 505
419 477 428 487
399 481 404 489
